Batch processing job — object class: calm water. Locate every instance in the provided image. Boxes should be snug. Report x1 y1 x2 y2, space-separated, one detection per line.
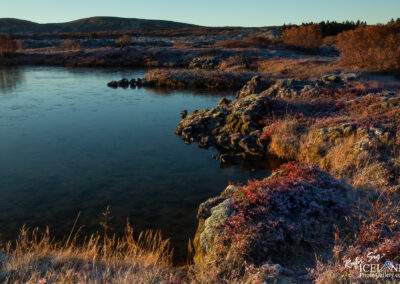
0 66 278 261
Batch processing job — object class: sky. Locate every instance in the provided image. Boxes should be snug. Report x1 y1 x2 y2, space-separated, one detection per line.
1 0 399 27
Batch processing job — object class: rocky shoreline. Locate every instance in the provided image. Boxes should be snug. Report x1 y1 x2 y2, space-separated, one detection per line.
173 73 400 282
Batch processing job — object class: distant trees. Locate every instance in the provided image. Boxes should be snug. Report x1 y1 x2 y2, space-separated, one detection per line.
337 21 400 72
0 34 17 56
280 20 365 37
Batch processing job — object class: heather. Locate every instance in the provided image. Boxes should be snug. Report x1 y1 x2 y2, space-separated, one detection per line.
193 163 352 282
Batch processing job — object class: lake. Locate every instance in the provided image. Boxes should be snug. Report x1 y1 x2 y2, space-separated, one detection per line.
0 66 278 261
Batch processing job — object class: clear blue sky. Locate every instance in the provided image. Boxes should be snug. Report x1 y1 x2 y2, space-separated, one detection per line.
1 0 399 26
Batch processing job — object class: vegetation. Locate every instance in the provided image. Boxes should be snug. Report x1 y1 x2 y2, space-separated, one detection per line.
280 25 323 50
0 35 17 56
60 39 81 50
0 213 175 283
114 34 131 47
337 20 400 73
143 69 254 89
280 20 365 37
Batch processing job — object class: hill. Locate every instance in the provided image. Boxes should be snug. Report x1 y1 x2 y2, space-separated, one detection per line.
0 17 198 34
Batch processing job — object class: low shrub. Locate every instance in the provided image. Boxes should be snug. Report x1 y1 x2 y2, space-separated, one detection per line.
337 21 400 73
0 34 17 56
280 25 323 50
60 39 81 50
114 34 131 47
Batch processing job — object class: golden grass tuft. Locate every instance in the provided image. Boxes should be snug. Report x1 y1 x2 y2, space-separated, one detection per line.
0 214 175 283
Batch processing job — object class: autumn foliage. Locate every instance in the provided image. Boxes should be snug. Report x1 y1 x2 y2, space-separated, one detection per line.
337 22 400 72
114 34 131 47
0 34 17 56
280 25 323 50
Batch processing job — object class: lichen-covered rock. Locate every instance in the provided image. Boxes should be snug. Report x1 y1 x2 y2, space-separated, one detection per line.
235 75 270 99
188 56 219 70
175 94 273 161
261 77 344 99
194 163 354 281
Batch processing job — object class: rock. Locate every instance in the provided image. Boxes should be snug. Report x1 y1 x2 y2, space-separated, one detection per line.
219 153 242 165
198 136 213 149
341 73 359 81
129 78 137 88
107 81 118 88
321 74 342 84
188 56 219 69
261 77 345 99
235 75 270 99
211 154 218 160
175 93 271 161
194 164 353 280
180 110 188 119
238 135 264 157
217 97 231 108
117 78 129 88
195 198 235 261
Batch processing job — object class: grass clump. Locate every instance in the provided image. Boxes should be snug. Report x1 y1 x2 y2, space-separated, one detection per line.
0 211 175 284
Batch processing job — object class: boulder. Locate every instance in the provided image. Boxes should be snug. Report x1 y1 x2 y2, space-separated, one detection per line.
194 163 353 281
235 75 270 99
180 110 188 119
107 81 118 88
129 78 137 88
117 78 129 88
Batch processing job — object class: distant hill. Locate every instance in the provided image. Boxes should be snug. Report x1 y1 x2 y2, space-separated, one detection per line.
0 17 198 34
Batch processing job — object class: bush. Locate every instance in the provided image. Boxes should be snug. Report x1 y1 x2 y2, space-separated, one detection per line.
114 34 131 47
0 34 17 56
337 22 400 72
60 39 81 50
280 25 323 50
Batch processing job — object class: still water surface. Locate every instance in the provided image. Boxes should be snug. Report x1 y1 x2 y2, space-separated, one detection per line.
0 67 277 260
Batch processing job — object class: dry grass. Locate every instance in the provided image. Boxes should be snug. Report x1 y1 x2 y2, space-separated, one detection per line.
0 211 176 284
267 118 308 159
256 57 343 79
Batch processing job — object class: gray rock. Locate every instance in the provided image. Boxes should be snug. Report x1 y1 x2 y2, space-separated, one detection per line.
236 75 270 99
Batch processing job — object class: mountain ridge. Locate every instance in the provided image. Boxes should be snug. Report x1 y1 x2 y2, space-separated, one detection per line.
0 16 198 34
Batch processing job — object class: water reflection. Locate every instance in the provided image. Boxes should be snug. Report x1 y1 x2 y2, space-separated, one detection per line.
0 67 25 93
